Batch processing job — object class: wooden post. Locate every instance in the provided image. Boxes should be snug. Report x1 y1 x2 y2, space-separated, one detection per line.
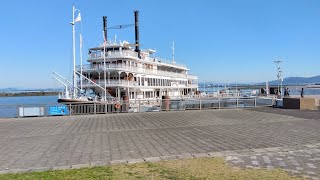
123 95 129 113
162 95 170 111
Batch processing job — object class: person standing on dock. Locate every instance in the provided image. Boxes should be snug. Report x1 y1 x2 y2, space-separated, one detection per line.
284 87 290 97
300 88 304 98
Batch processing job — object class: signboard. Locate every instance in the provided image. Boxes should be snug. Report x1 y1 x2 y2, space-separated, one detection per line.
49 105 69 116
19 107 45 117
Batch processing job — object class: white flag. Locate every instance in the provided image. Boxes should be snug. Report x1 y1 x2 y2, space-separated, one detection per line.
74 12 81 23
80 33 83 48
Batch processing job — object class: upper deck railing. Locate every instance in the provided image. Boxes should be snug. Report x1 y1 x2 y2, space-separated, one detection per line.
88 50 187 69
76 64 198 79
78 79 198 88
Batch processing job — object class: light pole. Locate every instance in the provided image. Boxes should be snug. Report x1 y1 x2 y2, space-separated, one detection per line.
227 80 230 96
274 60 282 96
213 81 215 96
236 82 238 97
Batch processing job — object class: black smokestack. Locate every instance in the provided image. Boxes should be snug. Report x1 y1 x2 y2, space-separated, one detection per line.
103 16 107 42
134 10 141 59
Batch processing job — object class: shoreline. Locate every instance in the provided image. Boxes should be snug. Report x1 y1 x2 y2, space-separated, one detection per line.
0 92 59 97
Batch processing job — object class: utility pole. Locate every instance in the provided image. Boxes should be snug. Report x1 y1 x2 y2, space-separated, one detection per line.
274 60 282 96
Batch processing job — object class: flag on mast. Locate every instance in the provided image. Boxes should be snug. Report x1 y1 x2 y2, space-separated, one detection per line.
75 12 81 23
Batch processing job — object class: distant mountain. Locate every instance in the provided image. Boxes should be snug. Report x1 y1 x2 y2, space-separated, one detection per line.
0 88 63 93
268 75 320 85
198 75 320 87
0 88 20 92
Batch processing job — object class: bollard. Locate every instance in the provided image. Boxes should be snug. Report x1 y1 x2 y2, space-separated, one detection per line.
138 100 141 113
236 97 239 109
254 97 257 107
162 96 170 111
122 96 129 113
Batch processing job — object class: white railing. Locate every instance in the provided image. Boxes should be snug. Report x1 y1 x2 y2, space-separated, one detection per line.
143 56 187 68
78 79 197 88
88 50 187 68
79 80 138 87
89 50 138 60
76 63 198 79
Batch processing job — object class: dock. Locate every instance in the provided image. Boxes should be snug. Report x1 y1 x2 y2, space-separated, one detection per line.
0 108 319 178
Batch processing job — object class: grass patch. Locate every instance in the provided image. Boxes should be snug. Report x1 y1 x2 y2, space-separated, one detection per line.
0 158 301 180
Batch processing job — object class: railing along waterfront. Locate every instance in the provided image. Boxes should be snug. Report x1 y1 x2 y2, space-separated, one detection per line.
76 64 197 79
0 97 275 118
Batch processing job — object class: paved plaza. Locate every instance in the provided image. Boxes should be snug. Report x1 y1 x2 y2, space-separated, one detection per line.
0 108 320 178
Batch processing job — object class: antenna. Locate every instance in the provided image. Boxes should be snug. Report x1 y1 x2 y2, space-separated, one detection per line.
172 41 175 64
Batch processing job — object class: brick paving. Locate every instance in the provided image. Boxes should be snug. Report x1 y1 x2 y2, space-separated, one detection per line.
0 108 320 178
226 144 320 180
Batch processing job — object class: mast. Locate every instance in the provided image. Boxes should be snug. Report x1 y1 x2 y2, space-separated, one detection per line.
72 5 76 98
80 33 83 91
103 16 107 101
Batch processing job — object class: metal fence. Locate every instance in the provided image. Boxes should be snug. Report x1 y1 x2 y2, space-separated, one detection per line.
0 97 275 118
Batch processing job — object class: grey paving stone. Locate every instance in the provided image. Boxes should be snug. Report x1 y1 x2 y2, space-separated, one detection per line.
192 153 210 158
143 157 161 162
265 147 283 152
109 159 127 165
127 159 145 164
223 151 240 156
71 163 91 169
177 154 194 160
0 108 320 178
52 165 72 170
160 155 178 161
251 148 268 153
7 169 30 174
208 152 225 157
90 161 109 167
30 167 53 172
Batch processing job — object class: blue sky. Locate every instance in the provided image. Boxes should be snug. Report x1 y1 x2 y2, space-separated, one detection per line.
0 0 319 88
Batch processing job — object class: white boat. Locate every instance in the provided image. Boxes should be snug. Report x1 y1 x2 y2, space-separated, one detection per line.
54 6 198 104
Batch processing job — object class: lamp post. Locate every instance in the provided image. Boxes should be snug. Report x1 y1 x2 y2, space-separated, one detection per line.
213 81 215 96
274 60 282 96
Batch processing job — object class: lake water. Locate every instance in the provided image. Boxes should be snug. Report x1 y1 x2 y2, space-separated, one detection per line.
0 95 58 105
0 96 59 118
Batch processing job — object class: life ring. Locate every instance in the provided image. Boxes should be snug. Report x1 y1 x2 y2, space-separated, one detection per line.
115 104 121 109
